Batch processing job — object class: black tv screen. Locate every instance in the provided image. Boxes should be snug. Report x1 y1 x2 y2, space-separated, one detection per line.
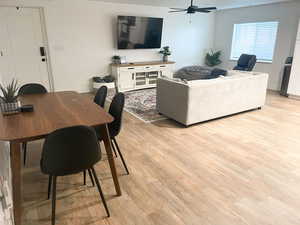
117 16 163 49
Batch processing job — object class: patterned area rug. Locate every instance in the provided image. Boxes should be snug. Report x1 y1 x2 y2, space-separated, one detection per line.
107 88 166 123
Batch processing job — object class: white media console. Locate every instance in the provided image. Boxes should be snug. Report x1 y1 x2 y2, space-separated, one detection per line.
111 61 175 92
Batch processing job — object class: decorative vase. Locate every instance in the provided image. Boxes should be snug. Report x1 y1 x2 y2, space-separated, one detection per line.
163 55 168 62
0 101 21 115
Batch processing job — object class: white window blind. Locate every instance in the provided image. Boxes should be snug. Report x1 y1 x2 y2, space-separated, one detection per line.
230 21 279 62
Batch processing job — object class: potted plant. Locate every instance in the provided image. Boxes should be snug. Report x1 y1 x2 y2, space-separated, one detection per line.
112 55 121 64
205 50 222 67
0 79 20 115
159 46 171 62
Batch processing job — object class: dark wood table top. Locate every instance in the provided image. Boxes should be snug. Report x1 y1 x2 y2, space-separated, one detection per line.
0 91 113 141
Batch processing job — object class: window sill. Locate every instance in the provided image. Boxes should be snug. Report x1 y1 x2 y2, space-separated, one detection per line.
230 59 273 64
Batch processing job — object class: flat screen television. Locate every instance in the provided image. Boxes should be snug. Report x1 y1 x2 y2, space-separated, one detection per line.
117 16 163 49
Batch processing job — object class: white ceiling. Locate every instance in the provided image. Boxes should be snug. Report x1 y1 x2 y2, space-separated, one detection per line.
91 0 295 10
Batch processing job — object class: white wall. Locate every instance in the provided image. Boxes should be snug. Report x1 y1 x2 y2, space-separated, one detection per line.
0 0 215 92
214 1 300 90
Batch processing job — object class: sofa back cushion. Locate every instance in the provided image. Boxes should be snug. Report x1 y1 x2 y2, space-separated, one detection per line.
174 66 213 81
211 68 227 77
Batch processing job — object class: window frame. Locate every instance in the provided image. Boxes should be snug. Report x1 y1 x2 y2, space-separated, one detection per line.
230 21 279 63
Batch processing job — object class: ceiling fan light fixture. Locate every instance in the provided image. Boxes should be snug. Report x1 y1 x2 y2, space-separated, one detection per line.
168 0 217 15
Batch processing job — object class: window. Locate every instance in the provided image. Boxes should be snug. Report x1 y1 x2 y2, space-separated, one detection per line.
230 21 279 62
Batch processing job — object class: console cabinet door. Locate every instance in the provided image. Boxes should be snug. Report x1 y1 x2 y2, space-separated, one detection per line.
160 65 173 78
119 70 135 91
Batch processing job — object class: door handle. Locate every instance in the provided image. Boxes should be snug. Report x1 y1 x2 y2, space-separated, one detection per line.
40 47 47 62
0 51 3 57
132 73 134 80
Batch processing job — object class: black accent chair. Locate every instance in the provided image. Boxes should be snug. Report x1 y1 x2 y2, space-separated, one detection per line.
97 93 129 174
233 54 257 71
18 83 48 95
94 86 108 108
41 126 110 225
18 83 48 166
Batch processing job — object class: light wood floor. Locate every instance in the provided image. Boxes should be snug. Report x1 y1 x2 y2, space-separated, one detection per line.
22 91 300 225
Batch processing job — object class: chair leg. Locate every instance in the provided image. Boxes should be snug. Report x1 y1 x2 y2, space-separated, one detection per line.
91 167 110 217
22 142 27 166
87 169 95 186
111 140 118 158
83 170 86 185
48 175 52 200
51 176 57 225
112 137 129 175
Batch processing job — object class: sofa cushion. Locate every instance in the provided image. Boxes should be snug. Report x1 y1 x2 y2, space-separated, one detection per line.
174 66 213 81
160 76 188 85
175 66 228 81
211 68 227 77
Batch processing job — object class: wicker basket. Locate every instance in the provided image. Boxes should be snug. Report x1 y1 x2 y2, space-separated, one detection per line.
0 101 20 115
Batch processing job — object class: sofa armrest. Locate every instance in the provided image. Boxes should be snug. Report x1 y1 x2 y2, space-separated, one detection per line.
156 78 189 125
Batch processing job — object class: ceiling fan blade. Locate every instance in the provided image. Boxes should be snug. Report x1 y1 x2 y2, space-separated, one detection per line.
169 10 187 13
195 9 211 13
198 7 217 10
170 8 186 10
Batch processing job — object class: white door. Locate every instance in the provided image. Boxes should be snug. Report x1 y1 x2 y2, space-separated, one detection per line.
297 19 300 41
0 12 11 85
288 40 300 95
0 7 50 90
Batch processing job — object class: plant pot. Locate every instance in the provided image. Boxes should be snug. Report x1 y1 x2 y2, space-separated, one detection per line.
0 101 21 115
163 55 168 62
113 59 121 64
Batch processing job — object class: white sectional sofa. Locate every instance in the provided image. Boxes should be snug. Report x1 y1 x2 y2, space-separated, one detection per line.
156 70 269 126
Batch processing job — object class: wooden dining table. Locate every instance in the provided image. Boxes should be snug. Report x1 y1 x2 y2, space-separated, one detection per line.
0 91 122 225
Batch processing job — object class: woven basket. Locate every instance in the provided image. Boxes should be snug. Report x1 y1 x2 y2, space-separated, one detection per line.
0 101 20 115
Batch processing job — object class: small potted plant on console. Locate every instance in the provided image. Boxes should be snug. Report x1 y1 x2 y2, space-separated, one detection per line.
112 55 121 64
0 79 20 115
159 46 171 62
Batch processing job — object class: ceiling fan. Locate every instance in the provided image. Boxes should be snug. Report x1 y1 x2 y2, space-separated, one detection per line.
169 0 217 14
